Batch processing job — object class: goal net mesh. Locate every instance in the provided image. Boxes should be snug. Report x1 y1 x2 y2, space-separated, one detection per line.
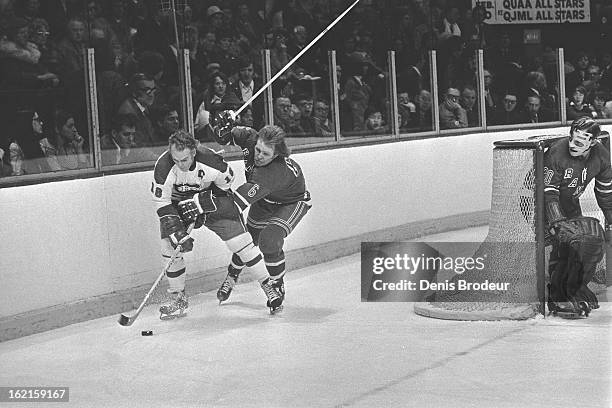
414 135 607 320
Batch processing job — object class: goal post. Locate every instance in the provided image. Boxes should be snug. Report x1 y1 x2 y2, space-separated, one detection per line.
414 133 609 321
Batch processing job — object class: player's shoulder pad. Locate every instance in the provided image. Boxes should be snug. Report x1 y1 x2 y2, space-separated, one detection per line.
153 150 174 184
195 147 228 172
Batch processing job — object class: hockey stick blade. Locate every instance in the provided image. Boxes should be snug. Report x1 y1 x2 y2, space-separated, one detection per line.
117 223 195 327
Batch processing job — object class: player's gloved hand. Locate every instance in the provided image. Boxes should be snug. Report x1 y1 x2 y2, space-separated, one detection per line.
178 190 217 223
169 230 194 252
212 110 236 144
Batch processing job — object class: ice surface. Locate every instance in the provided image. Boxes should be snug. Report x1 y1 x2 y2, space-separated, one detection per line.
0 226 610 408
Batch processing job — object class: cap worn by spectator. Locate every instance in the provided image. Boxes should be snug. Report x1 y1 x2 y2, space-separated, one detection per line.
207 6 224 18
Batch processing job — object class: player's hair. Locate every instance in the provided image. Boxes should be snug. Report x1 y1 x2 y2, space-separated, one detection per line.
570 117 601 139
168 129 197 151
258 125 290 157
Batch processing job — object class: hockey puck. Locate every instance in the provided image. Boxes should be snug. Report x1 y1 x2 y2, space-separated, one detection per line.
141 330 153 336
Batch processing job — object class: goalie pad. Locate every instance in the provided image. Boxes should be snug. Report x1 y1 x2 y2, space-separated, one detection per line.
549 216 604 303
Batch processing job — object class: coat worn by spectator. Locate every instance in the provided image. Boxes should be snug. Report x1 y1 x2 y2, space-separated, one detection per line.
439 88 468 129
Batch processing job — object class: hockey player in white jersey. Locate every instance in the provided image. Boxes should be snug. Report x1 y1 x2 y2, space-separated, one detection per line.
151 130 282 318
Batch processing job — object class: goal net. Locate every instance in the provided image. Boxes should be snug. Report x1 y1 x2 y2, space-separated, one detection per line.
414 134 609 320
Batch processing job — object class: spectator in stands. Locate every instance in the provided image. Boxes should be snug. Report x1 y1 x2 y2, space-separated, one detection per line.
414 89 433 131
287 103 305 134
273 96 295 133
295 94 316 134
228 56 263 129
100 113 156 165
313 99 334 137
583 64 602 97
365 106 387 133
117 73 157 147
194 72 235 138
491 91 521 125
38 0 71 40
152 104 180 144
462 4 487 49
56 17 87 81
196 31 216 73
53 109 89 170
519 94 553 123
483 69 498 118
86 0 121 70
234 1 261 46
209 29 237 76
398 91 417 130
0 17 59 89
132 4 178 85
565 51 590 94
204 5 226 36
8 110 58 175
28 18 59 75
599 50 612 93
567 86 594 120
344 55 372 131
591 91 608 119
529 71 558 113
269 28 292 76
460 85 478 127
439 87 468 129
438 6 461 41
108 0 134 71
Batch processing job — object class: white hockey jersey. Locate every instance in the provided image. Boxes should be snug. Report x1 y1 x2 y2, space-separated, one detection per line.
151 147 234 216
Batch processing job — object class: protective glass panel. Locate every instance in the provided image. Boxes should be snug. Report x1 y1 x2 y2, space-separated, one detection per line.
0 1 95 178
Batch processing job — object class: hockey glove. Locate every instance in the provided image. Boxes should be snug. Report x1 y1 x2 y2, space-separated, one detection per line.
159 214 194 252
212 110 236 144
178 190 217 223
169 230 194 252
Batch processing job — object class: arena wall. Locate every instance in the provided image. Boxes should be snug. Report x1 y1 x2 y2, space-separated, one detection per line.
2 126 605 340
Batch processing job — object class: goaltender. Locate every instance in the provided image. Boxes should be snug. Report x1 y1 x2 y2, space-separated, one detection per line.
544 117 612 317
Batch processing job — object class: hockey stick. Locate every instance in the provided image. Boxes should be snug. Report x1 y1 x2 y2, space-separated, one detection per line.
118 223 195 326
231 0 361 118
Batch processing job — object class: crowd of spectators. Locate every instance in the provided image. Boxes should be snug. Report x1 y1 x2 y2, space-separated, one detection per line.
2 0 612 176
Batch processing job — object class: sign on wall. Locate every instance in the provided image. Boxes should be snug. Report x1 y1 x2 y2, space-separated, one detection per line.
473 0 590 24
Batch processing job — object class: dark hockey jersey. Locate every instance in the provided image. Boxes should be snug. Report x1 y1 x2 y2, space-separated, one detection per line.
222 126 310 209
544 137 612 219
225 126 258 178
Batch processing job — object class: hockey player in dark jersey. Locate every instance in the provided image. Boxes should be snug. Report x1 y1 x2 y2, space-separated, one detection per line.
544 117 612 317
179 118 311 313
152 130 282 318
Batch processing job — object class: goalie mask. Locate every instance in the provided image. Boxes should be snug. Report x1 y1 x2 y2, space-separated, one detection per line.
569 117 600 157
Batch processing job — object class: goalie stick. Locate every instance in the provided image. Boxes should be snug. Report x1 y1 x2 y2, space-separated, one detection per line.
118 223 195 326
230 0 362 119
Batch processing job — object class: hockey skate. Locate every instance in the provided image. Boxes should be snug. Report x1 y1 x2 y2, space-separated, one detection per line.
548 299 586 319
261 279 283 314
217 271 240 303
159 290 188 320
272 277 285 302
